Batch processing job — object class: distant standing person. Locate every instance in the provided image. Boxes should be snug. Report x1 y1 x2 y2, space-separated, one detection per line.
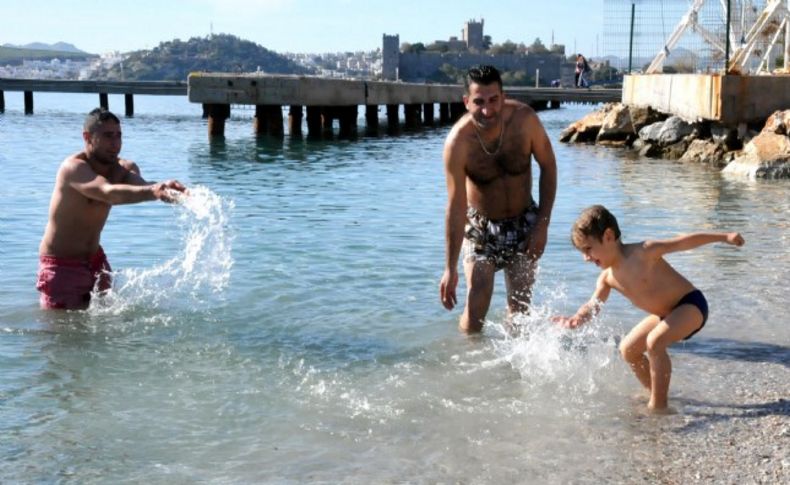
439 65 557 333
575 54 590 87
553 205 745 412
37 108 187 310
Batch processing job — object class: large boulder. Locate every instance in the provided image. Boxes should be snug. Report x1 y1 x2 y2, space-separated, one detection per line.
657 116 697 146
723 131 790 179
596 104 635 144
680 139 727 167
629 106 667 133
559 103 614 143
762 109 790 135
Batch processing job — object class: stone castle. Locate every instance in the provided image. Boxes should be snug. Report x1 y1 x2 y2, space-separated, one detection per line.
382 19 564 84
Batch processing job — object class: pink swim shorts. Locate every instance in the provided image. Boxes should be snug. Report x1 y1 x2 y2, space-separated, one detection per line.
36 247 112 310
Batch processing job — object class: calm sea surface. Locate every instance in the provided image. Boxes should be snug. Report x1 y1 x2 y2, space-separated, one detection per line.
1 93 788 483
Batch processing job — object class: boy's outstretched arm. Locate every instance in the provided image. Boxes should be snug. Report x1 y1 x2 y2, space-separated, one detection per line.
644 232 745 257
553 271 611 329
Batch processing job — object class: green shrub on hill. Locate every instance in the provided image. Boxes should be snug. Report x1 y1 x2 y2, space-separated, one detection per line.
90 34 313 81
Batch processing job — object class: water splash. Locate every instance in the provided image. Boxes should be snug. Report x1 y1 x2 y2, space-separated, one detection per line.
485 286 620 400
89 185 234 315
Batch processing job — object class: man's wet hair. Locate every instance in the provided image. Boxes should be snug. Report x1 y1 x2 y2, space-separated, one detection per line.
464 65 503 92
571 205 622 248
84 108 120 133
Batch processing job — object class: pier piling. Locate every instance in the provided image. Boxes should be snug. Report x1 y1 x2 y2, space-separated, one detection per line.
288 105 303 137
423 103 434 126
205 103 230 137
24 91 33 115
0 90 4 113
365 105 379 133
99 93 109 110
306 106 322 138
125 94 134 117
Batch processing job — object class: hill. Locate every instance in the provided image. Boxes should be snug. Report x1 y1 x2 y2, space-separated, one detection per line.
90 34 313 81
3 42 88 53
0 45 96 65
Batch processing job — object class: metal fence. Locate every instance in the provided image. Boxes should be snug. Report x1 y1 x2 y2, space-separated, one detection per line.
603 0 787 74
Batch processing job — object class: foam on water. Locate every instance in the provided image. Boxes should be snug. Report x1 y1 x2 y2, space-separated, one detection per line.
88 186 234 315
485 284 621 405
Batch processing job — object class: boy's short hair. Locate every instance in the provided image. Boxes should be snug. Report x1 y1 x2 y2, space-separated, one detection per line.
84 108 120 133
571 205 622 248
464 65 503 92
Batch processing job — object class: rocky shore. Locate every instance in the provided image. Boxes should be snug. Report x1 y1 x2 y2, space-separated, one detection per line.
560 103 790 179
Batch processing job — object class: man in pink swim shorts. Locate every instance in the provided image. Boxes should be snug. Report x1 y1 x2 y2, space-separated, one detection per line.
37 108 187 310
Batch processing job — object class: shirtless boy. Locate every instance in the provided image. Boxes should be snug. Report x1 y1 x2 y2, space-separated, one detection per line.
37 108 187 310
554 205 745 412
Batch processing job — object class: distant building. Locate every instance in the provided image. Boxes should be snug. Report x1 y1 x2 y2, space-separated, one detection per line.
382 34 400 80
463 19 484 51
381 20 564 84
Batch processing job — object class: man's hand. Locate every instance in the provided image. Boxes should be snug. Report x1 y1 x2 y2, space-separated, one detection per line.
153 180 188 203
528 219 549 259
439 268 459 310
726 232 745 246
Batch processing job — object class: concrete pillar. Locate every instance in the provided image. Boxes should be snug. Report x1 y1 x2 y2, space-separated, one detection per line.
254 105 284 137
365 105 379 132
288 105 303 137
0 90 4 113
423 103 434 126
24 91 33 115
449 102 466 121
99 93 109 110
321 106 335 136
205 103 230 137
338 105 358 138
124 94 134 117
439 103 450 123
404 104 421 129
386 104 399 132
306 106 322 138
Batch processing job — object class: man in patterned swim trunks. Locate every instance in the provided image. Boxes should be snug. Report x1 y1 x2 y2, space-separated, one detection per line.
439 65 557 333
36 108 187 310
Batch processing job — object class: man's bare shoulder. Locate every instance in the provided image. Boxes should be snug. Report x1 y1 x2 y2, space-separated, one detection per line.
58 152 91 176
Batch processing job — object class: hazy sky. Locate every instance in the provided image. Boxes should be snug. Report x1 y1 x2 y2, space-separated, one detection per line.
1 0 605 56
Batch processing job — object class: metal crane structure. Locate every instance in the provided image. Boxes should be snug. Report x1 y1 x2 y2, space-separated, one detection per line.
645 0 790 74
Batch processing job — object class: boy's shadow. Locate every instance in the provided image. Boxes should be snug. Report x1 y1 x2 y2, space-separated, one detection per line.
674 337 790 368
669 337 790 432
673 397 789 433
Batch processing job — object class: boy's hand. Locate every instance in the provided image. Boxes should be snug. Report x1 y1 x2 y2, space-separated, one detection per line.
551 315 582 329
726 232 745 246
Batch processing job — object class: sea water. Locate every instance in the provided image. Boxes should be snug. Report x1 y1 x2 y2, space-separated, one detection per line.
0 93 788 482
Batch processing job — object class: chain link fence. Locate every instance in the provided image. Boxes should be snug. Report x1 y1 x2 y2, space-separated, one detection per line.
604 1 786 74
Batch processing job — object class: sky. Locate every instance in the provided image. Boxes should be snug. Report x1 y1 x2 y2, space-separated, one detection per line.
0 0 605 56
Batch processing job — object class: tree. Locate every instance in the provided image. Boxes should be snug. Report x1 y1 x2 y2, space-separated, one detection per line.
529 38 549 54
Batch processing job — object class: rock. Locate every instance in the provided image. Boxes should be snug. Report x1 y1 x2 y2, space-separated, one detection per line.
638 141 662 158
657 116 696 146
559 103 613 143
662 137 692 160
628 105 667 133
596 104 635 143
723 132 790 178
638 121 664 143
762 109 790 135
680 139 728 166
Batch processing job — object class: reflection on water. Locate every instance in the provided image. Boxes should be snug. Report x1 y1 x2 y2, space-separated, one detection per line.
0 101 788 482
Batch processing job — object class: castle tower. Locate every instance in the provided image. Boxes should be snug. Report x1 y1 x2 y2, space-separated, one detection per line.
463 18 484 50
382 34 400 80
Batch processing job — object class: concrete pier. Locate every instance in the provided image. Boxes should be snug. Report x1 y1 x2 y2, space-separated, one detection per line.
622 74 790 125
188 73 463 137
0 79 186 115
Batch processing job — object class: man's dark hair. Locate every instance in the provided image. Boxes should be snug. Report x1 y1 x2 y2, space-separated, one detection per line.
571 205 622 248
464 65 503 92
84 108 120 133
